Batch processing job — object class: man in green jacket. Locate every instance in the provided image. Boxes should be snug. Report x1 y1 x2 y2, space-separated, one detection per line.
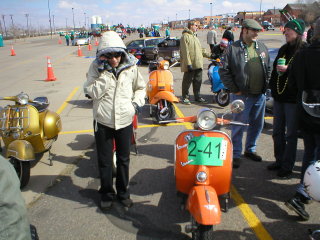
180 21 209 104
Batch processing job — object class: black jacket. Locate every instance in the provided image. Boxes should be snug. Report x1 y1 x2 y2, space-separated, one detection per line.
290 40 320 133
219 40 271 94
269 41 308 103
222 30 234 42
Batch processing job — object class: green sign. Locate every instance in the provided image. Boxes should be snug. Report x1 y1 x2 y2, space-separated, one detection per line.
187 136 227 166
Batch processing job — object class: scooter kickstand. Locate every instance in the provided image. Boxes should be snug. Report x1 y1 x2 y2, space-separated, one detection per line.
48 149 53 166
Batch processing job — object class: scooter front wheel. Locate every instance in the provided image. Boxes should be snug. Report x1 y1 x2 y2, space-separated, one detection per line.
192 224 214 240
10 157 30 189
155 100 175 122
215 90 230 107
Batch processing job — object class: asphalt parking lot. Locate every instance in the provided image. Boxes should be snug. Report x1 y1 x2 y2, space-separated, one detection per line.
0 28 319 240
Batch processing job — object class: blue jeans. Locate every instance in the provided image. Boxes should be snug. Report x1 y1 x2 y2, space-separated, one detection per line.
231 94 266 158
296 131 320 197
272 101 298 171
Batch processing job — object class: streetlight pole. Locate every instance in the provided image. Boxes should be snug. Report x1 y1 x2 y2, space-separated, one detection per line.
2 15 7 37
9 14 14 40
259 0 262 23
84 12 86 29
66 18 68 30
25 14 29 37
72 8 75 32
53 15 55 33
189 9 190 20
47 0 53 38
210 2 213 27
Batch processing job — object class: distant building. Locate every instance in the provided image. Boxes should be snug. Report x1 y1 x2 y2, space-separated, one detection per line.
263 9 281 26
281 2 320 24
234 11 265 25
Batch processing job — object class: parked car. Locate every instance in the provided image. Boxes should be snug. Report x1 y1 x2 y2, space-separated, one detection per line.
144 37 180 64
74 34 92 46
126 37 165 63
262 21 275 31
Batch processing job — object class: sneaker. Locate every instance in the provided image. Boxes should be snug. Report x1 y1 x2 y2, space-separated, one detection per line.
100 200 113 210
233 158 241 168
244 152 262 162
295 192 312 205
182 98 191 105
277 169 292 178
285 196 310 221
120 198 133 208
267 162 281 171
195 97 207 103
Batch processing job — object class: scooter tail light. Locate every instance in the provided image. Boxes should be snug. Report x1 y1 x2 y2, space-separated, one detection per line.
196 171 207 182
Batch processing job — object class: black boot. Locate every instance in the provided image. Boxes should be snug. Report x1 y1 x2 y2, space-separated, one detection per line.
285 195 310 221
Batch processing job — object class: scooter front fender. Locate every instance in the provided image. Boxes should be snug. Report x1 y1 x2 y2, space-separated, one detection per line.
6 140 35 161
150 91 179 105
187 186 221 225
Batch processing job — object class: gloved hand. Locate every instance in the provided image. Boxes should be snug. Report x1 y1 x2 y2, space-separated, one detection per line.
187 65 193 72
132 102 141 115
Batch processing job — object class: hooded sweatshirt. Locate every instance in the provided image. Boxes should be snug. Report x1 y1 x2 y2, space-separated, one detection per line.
84 31 146 130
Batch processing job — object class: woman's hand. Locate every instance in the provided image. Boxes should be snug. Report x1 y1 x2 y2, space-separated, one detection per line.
276 65 288 73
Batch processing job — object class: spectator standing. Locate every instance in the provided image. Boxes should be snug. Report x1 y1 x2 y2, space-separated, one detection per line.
65 33 70 46
84 31 146 210
0 155 32 240
165 27 171 38
307 22 314 44
180 20 210 105
267 19 307 178
70 33 75 46
284 17 320 220
222 26 234 44
207 26 217 53
219 19 271 168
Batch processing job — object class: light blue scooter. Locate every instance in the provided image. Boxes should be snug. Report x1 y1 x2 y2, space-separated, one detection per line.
208 59 230 107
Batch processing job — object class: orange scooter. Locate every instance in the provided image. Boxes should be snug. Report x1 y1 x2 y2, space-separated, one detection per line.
160 100 247 239
147 59 179 121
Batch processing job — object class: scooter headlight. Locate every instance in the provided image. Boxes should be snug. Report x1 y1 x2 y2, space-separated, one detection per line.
17 92 29 105
196 108 217 130
196 171 207 182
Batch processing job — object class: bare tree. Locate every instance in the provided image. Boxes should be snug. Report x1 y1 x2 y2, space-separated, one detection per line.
294 0 320 24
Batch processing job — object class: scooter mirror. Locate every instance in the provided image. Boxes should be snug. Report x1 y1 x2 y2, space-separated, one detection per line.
230 100 245 113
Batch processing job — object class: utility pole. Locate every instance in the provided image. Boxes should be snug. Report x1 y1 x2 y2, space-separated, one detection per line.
47 0 53 38
9 14 14 39
84 12 86 29
259 0 262 23
53 15 55 33
72 8 75 32
2 15 7 37
189 9 190 20
25 14 29 37
210 2 213 27
66 18 68 30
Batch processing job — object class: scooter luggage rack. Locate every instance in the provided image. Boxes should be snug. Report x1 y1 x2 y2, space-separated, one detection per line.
0 106 30 131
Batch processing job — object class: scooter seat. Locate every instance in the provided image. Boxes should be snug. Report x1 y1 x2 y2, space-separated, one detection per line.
30 97 49 112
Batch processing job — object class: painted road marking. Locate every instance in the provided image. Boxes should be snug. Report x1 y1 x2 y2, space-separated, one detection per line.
56 87 79 114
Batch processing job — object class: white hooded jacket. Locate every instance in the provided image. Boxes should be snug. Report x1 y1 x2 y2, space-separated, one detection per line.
84 31 146 130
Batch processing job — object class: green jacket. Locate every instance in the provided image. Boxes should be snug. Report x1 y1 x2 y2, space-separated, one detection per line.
0 156 31 240
180 28 209 72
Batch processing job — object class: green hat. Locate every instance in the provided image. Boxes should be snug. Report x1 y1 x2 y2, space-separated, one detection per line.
284 19 305 35
242 19 263 30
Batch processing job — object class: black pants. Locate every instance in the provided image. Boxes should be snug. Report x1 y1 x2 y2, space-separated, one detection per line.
209 44 214 53
94 121 133 201
182 68 203 100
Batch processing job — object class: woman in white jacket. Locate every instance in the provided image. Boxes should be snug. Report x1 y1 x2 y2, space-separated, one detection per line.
84 31 146 210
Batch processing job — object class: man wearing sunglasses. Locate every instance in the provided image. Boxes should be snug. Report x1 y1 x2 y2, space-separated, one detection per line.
84 31 146 210
219 19 271 168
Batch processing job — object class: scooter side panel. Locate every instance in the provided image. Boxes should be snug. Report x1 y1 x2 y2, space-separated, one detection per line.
187 186 221 225
209 65 226 93
6 140 35 161
175 130 232 196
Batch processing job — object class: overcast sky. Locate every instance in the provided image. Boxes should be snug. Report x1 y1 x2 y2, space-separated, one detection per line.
1 0 297 29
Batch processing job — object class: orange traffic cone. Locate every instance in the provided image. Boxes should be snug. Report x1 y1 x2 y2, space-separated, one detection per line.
10 45 16 56
94 38 99 46
58 37 62 44
45 57 57 81
77 45 83 57
88 43 92 51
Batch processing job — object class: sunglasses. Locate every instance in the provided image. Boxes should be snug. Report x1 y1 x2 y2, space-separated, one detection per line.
104 52 122 59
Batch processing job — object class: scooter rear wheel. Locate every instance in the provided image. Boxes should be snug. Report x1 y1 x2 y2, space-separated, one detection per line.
155 100 175 122
10 157 30 189
192 224 214 240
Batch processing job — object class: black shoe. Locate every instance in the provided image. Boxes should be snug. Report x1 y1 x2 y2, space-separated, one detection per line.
295 192 312 205
120 198 133 208
100 200 113 210
244 152 262 162
195 97 207 103
285 197 310 221
267 162 281 171
233 158 241 168
277 169 293 178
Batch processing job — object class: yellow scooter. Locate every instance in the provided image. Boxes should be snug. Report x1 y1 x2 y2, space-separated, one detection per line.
0 92 62 188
